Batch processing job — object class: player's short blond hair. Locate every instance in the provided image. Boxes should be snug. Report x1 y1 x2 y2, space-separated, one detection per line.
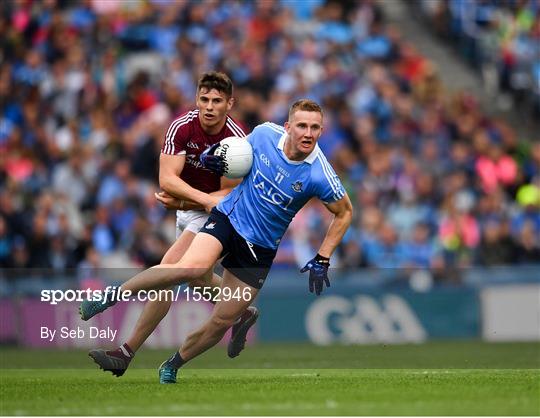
288 99 323 121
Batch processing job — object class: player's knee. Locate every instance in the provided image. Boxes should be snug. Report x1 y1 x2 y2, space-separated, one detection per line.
161 265 206 286
175 262 209 282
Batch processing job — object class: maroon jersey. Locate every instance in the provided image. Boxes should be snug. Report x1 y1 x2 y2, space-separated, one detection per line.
161 110 247 193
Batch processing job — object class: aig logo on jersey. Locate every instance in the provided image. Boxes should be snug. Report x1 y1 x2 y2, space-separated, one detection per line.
253 170 293 210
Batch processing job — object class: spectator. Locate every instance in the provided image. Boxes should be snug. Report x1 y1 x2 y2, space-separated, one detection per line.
27 212 52 269
97 159 130 207
52 149 95 208
364 222 406 269
476 219 517 266
402 222 444 270
91 206 115 256
514 220 540 263
511 179 540 236
475 143 518 194
439 195 480 267
77 246 102 283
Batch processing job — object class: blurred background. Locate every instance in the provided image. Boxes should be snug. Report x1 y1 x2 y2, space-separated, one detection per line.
0 0 539 348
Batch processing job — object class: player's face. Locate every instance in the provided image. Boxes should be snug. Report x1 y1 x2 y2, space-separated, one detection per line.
196 88 234 133
284 110 323 160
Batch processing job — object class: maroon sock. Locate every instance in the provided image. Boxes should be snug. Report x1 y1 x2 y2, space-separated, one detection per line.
106 343 135 360
122 343 135 357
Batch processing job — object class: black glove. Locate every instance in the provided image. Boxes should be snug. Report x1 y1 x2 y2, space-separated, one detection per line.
200 143 225 175
300 254 330 296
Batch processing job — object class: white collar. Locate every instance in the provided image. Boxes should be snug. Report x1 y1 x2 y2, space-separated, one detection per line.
277 131 319 165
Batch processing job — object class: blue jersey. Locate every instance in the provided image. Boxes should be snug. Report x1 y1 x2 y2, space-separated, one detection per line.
217 122 346 249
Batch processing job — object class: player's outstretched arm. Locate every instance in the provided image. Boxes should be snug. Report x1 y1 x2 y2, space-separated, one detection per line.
156 168 242 212
154 191 204 210
155 189 233 212
300 193 353 296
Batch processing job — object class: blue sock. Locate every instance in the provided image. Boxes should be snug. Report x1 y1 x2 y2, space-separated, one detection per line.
167 351 185 369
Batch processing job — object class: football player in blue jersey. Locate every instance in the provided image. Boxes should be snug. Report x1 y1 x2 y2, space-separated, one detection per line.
80 99 353 383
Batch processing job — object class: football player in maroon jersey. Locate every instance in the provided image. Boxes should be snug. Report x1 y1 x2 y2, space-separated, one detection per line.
87 72 257 376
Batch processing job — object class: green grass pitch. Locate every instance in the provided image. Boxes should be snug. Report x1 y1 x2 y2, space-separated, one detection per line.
1 341 539 415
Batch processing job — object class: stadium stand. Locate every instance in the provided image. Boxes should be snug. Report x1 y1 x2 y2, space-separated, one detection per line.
0 0 539 292
413 0 540 115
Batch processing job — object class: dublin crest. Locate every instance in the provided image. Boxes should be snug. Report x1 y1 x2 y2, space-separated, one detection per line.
292 181 303 192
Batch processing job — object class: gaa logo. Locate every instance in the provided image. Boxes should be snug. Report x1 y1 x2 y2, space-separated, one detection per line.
305 295 427 344
252 170 293 210
259 153 271 167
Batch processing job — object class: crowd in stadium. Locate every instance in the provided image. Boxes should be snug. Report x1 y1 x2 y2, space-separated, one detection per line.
416 0 540 114
1 0 539 284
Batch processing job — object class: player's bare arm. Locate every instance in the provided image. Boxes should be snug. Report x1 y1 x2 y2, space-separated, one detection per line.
155 189 234 211
216 176 242 196
191 177 242 211
156 171 243 211
154 191 189 210
159 153 216 211
317 193 353 258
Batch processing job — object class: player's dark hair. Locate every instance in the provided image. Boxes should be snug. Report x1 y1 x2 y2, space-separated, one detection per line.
288 99 323 120
197 71 233 97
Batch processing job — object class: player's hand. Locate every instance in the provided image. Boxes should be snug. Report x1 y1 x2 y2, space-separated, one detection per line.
300 254 330 296
155 191 183 210
200 143 225 175
203 194 222 213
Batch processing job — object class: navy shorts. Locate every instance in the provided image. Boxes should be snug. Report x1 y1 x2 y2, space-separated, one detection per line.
199 208 277 289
